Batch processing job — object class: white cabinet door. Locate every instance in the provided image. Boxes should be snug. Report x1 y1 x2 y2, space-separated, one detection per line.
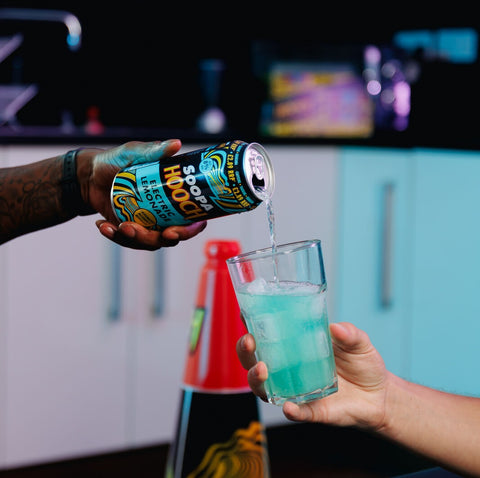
1 146 129 467
263 146 339 301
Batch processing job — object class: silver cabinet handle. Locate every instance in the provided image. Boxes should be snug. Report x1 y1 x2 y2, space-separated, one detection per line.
108 243 122 320
151 249 165 318
380 183 394 308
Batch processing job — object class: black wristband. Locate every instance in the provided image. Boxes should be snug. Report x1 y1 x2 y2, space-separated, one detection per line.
61 149 95 216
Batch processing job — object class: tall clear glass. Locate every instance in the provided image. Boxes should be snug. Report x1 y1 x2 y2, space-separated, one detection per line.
227 240 338 406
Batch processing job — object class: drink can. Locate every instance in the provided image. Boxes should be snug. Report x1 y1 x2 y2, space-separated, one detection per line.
110 140 275 229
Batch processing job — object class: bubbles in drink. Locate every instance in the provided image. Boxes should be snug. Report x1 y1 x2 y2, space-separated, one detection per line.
243 279 320 295
252 315 281 342
314 330 331 358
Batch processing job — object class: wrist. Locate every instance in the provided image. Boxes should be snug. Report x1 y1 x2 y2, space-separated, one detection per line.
375 372 406 438
75 148 97 214
61 149 96 216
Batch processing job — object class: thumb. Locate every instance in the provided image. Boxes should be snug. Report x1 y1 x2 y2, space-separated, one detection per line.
96 139 182 171
330 322 372 355
126 139 182 166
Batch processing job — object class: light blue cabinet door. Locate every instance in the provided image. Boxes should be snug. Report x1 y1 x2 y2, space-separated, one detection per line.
411 149 480 396
336 147 414 378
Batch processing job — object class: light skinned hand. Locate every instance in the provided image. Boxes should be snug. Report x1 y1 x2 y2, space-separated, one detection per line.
236 322 389 432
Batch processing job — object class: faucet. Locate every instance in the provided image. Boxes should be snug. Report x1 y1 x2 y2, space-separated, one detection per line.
0 8 82 51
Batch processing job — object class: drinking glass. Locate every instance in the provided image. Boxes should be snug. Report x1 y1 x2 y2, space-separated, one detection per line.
227 240 338 405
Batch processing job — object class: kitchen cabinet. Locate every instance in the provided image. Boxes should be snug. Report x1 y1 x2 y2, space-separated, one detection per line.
0 146 8 466
410 149 480 396
335 147 414 378
335 146 480 396
3 142 479 470
0 144 338 468
0 146 129 468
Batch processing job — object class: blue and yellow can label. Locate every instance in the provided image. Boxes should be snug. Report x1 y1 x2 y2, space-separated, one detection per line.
111 140 264 229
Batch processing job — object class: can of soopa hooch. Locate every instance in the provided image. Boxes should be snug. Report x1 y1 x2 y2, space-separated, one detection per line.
110 140 275 229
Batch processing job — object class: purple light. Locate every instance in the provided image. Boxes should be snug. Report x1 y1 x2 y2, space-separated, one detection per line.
367 80 381 95
393 81 411 116
364 45 381 64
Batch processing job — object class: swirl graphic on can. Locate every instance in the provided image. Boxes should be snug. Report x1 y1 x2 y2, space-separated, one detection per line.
111 140 275 229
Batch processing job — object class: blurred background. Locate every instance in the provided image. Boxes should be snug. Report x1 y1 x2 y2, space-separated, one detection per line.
1 1 479 147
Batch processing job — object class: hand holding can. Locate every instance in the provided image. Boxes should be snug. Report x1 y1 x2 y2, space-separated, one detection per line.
110 140 275 229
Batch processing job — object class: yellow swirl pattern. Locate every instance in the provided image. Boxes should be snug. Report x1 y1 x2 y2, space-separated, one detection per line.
187 421 269 478
111 170 143 223
203 151 229 197
202 149 251 211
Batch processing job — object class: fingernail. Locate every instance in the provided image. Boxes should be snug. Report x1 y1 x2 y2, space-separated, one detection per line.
103 225 115 236
167 230 180 240
239 335 248 351
154 139 181 155
97 221 115 236
118 223 136 238
252 364 262 378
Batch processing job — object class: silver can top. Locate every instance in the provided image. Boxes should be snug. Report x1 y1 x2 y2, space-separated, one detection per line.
243 142 275 200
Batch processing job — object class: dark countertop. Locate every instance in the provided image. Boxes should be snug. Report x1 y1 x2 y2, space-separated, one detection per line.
2 124 480 151
0 423 441 478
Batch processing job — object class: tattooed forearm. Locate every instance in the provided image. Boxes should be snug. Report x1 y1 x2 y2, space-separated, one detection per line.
0 156 73 244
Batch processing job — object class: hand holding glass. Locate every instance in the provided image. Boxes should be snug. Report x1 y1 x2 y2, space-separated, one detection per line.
227 240 338 406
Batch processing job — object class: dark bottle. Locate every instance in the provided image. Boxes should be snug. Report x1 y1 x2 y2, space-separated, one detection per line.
165 240 270 478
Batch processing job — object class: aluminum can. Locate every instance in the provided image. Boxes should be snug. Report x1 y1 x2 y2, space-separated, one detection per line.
110 140 275 229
